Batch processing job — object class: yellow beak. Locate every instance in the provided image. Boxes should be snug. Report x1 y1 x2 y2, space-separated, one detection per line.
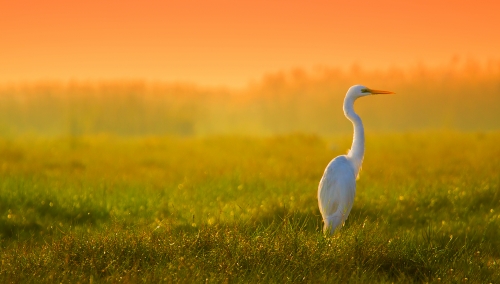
369 88 395 95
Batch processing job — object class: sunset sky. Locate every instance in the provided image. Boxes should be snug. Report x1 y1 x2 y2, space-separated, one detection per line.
2 0 500 87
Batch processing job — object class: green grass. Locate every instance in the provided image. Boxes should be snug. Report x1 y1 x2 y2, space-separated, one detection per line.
1 132 499 282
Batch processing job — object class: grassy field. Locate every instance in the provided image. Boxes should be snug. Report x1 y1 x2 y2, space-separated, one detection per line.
1 132 499 282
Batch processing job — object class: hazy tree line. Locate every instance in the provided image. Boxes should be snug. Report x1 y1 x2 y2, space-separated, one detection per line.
1 59 499 137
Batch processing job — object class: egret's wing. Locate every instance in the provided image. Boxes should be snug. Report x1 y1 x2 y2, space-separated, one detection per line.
318 156 356 220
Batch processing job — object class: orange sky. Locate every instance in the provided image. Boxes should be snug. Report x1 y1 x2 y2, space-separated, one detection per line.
2 0 500 87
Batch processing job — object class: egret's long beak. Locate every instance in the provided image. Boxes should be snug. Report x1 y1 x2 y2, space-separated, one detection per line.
369 88 395 95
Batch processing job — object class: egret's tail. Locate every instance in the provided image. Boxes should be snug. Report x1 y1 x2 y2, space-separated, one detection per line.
323 215 343 235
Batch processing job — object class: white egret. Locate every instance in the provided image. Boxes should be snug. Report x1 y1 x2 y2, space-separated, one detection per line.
318 85 395 235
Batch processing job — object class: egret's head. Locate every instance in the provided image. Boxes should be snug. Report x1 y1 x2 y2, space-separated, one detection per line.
347 85 395 100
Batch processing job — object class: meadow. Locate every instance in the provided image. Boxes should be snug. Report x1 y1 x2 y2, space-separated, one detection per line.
1 63 500 282
1 132 499 282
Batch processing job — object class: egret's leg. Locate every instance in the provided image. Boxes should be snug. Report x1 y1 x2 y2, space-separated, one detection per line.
323 214 343 235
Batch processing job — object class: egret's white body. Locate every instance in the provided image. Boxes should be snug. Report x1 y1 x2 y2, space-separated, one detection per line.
318 85 394 235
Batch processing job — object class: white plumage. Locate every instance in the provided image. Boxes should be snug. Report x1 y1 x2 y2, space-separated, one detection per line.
318 85 395 235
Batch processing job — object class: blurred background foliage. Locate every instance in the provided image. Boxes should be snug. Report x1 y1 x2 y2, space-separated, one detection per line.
1 59 499 138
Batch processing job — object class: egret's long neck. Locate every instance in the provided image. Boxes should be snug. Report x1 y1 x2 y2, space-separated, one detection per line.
343 96 365 174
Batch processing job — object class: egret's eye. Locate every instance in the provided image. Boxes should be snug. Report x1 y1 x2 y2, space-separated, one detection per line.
361 88 370 93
